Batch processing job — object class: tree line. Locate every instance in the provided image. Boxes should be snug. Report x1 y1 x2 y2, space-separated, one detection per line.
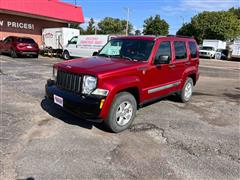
71 7 240 43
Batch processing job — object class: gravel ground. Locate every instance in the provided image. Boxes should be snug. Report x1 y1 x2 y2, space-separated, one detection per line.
0 55 239 180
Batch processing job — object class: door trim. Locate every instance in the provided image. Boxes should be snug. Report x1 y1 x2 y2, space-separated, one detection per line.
148 81 181 94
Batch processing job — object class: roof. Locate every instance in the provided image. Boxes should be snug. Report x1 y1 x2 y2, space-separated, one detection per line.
0 0 84 23
114 36 156 41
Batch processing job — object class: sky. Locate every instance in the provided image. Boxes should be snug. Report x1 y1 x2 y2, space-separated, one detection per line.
63 0 240 34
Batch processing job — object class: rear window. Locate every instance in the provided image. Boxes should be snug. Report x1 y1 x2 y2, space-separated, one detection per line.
17 38 36 44
189 41 197 58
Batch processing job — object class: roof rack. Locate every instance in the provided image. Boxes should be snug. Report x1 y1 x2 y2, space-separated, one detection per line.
167 35 194 39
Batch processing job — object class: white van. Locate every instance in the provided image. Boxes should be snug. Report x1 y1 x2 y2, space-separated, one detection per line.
62 35 113 60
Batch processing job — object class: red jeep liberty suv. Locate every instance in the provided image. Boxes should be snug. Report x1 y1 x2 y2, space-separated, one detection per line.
46 35 199 132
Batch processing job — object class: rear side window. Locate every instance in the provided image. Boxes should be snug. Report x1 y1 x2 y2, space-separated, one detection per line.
155 41 171 60
189 41 197 58
174 41 187 60
18 38 35 44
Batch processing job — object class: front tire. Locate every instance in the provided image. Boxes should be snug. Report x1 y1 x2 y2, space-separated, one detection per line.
178 78 193 103
104 92 137 133
63 50 70 60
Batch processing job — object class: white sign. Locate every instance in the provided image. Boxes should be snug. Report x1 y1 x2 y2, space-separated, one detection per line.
0 20 34 30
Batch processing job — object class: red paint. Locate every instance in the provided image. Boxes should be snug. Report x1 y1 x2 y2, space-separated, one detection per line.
0 0 84 23
54 36 199 119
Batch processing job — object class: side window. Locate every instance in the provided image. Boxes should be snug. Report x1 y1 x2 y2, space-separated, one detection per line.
155 41 171 63
68 36 78 44
3 37 10 43
174 41 187 60
189 41 197 58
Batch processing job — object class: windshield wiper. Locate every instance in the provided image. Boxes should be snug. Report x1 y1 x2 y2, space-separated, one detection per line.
111 55 135 61
98 54 110 58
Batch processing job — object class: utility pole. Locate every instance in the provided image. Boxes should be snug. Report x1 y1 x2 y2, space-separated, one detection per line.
125 7 130 36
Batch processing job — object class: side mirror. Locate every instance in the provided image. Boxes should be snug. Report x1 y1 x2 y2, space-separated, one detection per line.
154 55 170 65
92 51 98 56
68 40 71 44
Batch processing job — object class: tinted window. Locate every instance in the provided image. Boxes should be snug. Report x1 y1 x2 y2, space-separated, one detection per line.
189 41 197 58
174 41 187 60
99 39 155 61
4 37 12 43
18 38 35 44
155 41 171 62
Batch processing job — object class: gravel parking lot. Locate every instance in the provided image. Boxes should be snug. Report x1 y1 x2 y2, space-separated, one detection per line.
0 55 239 180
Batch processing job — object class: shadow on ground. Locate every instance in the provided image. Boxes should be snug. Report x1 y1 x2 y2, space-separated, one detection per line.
41 98 109 132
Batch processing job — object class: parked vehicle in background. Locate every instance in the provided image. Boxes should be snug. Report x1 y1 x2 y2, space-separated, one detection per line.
199 39 226 59
62 35 114 60
0 36 39 58
215 49 229 60
230 38 240 59
41 27 80 56
46 35 199 132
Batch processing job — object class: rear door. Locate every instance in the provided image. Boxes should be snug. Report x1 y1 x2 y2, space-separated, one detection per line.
171 40 189 90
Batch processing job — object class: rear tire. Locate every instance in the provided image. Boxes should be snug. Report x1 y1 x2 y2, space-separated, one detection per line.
177 78 193 103
63 50 70 60
10 49 17 58
104 92 137 133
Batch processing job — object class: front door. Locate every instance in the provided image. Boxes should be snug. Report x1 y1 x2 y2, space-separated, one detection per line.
66 36 78 57
143 39 178 100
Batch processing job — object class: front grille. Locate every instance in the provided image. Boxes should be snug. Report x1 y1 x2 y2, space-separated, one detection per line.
56 70 82 93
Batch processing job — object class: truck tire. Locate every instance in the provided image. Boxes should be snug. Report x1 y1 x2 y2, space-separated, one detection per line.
104 92 137 133
63 50 70 60
10 49 17 58
177 77 193 103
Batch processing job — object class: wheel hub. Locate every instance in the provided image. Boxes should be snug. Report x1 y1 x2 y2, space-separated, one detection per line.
116 101 133 126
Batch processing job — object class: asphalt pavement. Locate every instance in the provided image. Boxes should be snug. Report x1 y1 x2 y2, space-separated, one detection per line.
0 55 239 180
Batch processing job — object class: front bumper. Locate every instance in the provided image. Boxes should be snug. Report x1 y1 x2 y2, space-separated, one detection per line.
45 80 104 122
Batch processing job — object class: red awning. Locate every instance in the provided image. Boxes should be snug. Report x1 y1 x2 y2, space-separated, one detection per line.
0 0 84 23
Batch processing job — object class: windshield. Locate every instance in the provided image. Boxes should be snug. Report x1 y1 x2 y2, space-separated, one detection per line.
201 46 214 51
98 39 155 61
17 38 36 44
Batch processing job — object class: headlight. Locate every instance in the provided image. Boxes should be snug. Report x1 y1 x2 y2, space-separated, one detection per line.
82 75 97 94
52 67 58 81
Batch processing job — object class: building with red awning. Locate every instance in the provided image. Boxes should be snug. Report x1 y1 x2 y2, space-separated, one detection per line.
0 0 84 44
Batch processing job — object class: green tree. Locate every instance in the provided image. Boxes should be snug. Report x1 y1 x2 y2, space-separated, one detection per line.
229 7 240 19
86 18 95 34
177 10 240 43
135 30 141 35
143 15 169 36
98 17 133 34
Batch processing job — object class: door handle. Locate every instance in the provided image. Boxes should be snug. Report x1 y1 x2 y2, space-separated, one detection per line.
169 64 176 68
185 61 191 65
